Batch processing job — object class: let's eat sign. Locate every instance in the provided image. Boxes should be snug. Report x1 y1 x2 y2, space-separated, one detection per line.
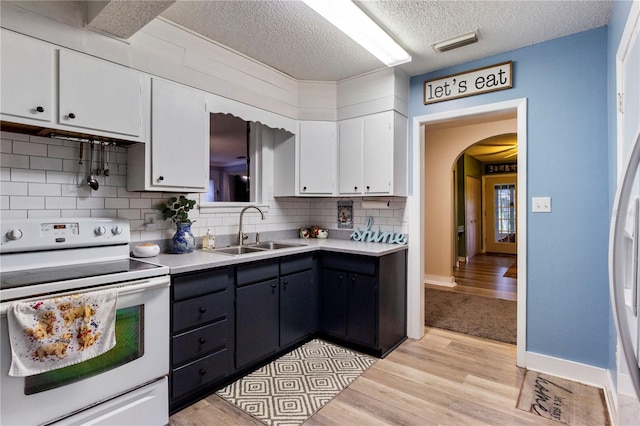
424 61 513 104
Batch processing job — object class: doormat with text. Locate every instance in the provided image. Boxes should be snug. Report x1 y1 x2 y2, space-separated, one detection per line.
216 339 376 426
516 370 610 425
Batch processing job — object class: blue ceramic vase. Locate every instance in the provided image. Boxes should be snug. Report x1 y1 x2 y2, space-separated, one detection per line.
171 222 196 254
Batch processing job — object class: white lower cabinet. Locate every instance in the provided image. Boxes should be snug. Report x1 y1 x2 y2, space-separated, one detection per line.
128 78 209 192
338 111 408 196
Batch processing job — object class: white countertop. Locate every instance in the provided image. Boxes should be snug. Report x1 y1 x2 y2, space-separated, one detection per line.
139 238 407 275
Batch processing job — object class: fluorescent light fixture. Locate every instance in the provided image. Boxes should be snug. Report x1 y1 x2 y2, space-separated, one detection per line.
302 0 411 67
433 31 478 53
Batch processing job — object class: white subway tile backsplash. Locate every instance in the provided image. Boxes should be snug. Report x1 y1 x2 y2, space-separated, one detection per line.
46 171 77 184
30 156 63 171
117 209 141 220
1 153 30 169
129 198 152 209
0 168 10 181
29 210 60 218
47 144 79 160
105 198 130 209
0 196 9 210
77 197 105 209
1 139 12 153
61 184 92 197
46 197 76 210
1 181 28 196
0 131 28 141
91 209 118 218
13 140 47 156
11 196 45 209
61 209 91 218
13 168 46 183
29 183 61 196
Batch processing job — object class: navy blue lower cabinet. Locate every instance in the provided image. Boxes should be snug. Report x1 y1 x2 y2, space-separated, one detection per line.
320 250 407 357
280 268 318 348
236 277 280 369
169 267 234 413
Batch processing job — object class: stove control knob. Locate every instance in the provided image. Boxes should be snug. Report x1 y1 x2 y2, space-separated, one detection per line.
111 225 123 236
6 228 23 241
94 226 107 236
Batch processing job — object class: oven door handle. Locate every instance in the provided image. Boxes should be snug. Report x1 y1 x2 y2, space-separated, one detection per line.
0 275 170 316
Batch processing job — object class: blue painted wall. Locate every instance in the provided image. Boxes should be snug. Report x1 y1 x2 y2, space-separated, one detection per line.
410 27 610 367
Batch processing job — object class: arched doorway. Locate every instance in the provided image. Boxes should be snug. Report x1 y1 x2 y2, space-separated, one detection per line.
451 135 518 302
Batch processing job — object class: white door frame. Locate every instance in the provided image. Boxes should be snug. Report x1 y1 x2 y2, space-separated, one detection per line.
407 98 528 366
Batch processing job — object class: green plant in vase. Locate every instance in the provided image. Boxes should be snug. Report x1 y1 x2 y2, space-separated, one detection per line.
157 196 197 253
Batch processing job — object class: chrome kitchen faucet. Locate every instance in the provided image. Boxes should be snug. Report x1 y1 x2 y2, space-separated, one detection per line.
238 205 265 245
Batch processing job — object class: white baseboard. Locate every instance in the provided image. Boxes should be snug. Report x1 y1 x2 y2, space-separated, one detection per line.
525 351 608 388
606 369 618 426
424 274 456 287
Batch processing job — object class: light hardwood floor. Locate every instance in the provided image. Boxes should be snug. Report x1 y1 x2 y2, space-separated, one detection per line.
439 253 518 301
169 327 558 426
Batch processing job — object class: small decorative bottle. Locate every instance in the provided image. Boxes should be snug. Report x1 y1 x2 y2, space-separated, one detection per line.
202 228 215 251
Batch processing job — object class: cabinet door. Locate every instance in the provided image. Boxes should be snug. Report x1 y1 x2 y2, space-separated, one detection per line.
338 118 363 194
58 50 142 137
363 112 392 194
236 279 279 368
298 121 336 194
0 30 53 123
347 273 377 347
150 78 209 190
321 269 348 338
280 269 318 347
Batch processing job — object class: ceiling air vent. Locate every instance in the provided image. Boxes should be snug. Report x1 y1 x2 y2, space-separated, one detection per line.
433 31 478 53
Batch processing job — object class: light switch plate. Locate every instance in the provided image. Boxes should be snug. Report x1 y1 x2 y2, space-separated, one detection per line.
532 197 551 213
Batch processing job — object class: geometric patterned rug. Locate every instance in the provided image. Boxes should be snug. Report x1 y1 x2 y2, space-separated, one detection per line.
216 339 377 426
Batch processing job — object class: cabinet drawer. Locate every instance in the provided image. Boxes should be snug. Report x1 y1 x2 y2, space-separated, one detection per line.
172 348 232 399
173 268 231 301
281 254 314 275
236 260 279 286
172 319 231 366
172 290 231 332
322 254 376 275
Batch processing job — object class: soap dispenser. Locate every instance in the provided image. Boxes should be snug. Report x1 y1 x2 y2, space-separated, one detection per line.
202 228 215 251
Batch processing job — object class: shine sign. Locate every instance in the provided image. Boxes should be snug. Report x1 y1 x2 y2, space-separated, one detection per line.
423 61 513 104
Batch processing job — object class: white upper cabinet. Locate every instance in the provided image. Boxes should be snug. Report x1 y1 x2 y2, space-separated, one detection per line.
298 121 337 195
338 111 407 196
58 50 142 138
127 78 209 192
338 118 364 194
0 30 146 142
1 29 53 123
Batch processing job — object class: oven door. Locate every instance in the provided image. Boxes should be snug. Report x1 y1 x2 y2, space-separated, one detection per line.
0 276 170 426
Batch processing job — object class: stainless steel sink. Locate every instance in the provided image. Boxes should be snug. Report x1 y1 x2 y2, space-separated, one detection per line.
211 241 304 255
212 246 267 255
248 241 305 250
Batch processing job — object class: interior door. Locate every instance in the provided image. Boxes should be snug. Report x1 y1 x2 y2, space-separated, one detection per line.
465 176 481 260
485 174 517 255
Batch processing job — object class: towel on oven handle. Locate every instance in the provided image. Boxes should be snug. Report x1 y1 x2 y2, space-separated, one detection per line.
7 288 117 377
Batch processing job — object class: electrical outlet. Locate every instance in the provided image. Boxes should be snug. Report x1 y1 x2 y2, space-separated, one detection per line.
144 213 158 230
532 197 551 213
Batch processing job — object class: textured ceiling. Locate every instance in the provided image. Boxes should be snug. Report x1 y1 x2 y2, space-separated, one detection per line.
7 1 613 82
160 0 613 81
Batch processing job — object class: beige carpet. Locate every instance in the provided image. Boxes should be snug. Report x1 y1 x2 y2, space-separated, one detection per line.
516 370 610 425
425 287 517 344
